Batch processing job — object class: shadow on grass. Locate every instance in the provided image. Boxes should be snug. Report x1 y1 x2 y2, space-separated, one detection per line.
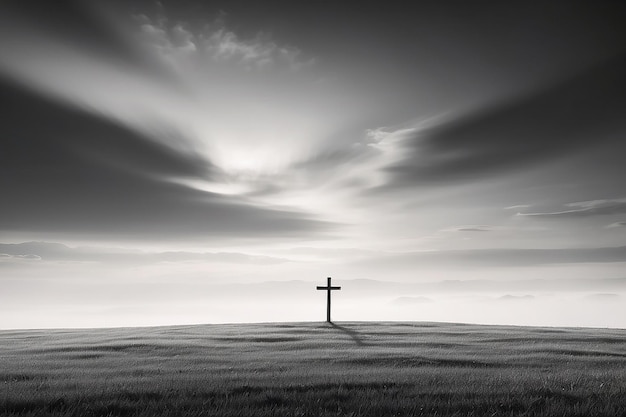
329 322 367 346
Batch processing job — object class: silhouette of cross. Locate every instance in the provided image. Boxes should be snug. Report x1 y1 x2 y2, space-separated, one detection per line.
316 277 341 322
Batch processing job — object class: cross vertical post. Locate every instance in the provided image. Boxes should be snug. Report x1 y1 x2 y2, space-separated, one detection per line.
316 276 341 322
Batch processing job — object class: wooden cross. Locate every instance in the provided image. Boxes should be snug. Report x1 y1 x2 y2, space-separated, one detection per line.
316 277 341 322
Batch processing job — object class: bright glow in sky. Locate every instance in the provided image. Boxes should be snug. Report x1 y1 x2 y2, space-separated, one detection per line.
1 1 625 329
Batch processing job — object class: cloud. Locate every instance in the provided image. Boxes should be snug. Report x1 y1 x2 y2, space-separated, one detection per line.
356 246 626 268
0 242 292 266
0 1 187 135
377 54 626 188
518 198 626 218
504 205 531 210
607 222 626 229
138 20 198 57
136 12 313 72
0 77 334 240
447 225 493 232
279 125 420 195
284 51 626 197
14 254 41 260
0 1 339 242
584 293 620 301
0 253 41 262
204 29 309 71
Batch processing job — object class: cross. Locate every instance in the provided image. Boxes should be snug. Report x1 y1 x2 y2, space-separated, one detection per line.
316 277 341 322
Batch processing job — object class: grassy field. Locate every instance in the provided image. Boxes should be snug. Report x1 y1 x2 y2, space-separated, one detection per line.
1 321 626 416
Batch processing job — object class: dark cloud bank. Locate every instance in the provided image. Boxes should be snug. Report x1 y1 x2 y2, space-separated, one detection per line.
384 54 626 188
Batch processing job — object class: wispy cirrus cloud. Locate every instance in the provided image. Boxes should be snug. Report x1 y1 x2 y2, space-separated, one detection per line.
606 222 626 229
504 205 531 210
518 198 626 218
449 226 493 232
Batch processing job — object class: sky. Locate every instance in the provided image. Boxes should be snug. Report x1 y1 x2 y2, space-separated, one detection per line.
1 1 625 329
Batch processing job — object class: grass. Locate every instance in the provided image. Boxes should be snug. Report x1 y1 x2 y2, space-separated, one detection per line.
1 321 626 416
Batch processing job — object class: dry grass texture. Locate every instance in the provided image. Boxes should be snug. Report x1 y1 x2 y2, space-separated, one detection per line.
2 321 626 416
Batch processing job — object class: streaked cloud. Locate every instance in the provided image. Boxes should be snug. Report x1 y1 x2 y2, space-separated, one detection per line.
445 225 494 233
584 293 621 301
0 253 41 262
0 242 291 266
518 198 626 218
0 77 334 240
378 55 626 188
356 246 626 268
